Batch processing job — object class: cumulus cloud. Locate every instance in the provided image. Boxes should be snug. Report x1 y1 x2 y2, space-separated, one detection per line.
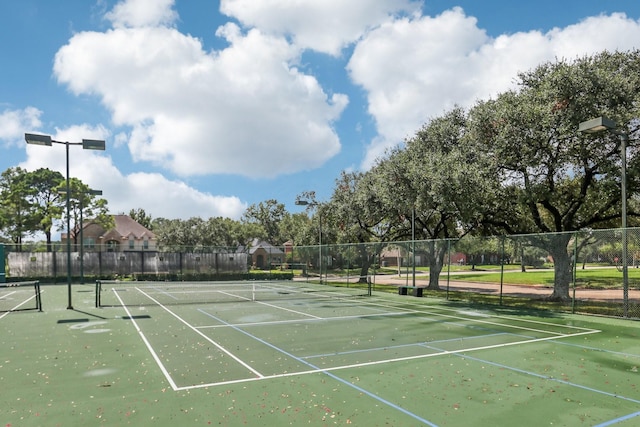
220 0 421 55
0 107 42 143
23 0 640 220
54 0 347 179
348 8 640 168
21 122 246 219
105 0 178 28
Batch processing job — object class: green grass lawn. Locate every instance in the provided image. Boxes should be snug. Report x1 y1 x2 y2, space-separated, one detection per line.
446 267 640 289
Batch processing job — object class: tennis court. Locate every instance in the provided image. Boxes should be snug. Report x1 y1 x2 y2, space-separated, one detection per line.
2 280 640 426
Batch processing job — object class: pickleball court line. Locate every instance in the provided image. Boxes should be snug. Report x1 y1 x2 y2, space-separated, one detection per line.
437 344 640 426
438 349 640 405
196 311 420 329
115 287 265 390
0 290 43 319
349 296 601 336
198 308 439 426
121 287 602 397
187 307 599 389
113 289 179 390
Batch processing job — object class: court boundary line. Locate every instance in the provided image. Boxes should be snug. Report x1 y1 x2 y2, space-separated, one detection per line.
197 308 439 426
117 287 265 388
0 289 43 319
176 323 598 390
114 287 601 394
194 293 599 338
439 349 640 405
114 289 180 390
351 296 600 335
196 311 419 329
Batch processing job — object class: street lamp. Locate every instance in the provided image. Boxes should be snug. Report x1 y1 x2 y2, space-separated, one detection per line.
296 199 323 284
578 117 629 316
25 133 105 309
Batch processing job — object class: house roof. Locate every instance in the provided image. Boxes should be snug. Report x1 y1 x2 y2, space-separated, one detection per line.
99 215 156 241
248 238 284 255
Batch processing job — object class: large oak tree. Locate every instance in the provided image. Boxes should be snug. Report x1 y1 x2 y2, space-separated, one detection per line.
468 50 640 300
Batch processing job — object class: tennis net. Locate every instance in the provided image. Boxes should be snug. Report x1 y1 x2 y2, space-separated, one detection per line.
0 281 43 312
95 280 371 307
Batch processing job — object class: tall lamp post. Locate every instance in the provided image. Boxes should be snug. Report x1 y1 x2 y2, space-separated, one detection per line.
25 133 105 309
296 199 322 284
578 117 629 317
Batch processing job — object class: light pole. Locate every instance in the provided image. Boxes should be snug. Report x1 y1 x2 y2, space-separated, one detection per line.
25 133 105 309
578 117 629 316
296 199 322 284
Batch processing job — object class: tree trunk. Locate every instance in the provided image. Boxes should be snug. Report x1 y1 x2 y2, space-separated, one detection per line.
426 241 448 290
45 230 52 252
546 234 573 301
357 243 373 283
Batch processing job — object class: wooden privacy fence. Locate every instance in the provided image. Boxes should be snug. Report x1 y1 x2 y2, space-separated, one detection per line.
7 251 248 279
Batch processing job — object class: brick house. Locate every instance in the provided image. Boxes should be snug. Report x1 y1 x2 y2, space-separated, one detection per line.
248 238 284 269
80 214 156 252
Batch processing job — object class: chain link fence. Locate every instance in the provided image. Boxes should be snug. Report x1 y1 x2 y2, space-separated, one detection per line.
290 228 640 319
2 228 638 318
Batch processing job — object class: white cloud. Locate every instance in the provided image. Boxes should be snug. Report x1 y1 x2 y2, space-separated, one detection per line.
348 8 640 168
0 107 42 144
54 6 347 179
21 123 246 220
28 1 640 221
220 0 421 55
121 172 246 219
105 0 178 28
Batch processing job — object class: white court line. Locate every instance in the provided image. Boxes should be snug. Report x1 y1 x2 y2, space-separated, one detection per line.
214 289 323 320
343 296 601 336
175 326 600 391
134 287 264 380
254 299 322 319
113 289 179 391
196 311 409 329
119 287 602 392
184 295 602 390
0 290 43 319
111 286 265 391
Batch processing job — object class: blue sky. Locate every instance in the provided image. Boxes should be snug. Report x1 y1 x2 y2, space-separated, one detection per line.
2 0 640 223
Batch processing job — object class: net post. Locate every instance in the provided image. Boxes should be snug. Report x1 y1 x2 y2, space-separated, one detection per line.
35 281 42 312
95 280 101 307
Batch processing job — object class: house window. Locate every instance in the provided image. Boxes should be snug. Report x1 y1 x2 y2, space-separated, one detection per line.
129 236 135 249
84 237 95 250
143 238 149 250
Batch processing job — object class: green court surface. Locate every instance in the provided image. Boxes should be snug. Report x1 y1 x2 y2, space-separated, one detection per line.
1 281 640 426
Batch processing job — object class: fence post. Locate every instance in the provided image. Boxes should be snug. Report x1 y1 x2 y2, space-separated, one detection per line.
0 244 5 283
446 239 451 300
499 236 505 306
572 232 577 314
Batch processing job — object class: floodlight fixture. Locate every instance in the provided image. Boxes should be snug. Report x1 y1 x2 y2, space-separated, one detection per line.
82 139 106 150
578 116 617 134
25 133 53 146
